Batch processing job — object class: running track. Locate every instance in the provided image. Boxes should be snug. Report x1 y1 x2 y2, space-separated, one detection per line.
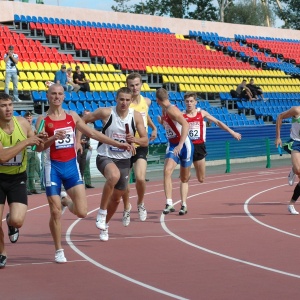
2 167 300 299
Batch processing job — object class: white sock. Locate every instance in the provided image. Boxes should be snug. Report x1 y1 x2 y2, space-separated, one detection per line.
99 209 107 215
181 202 187 207
166 199 173 206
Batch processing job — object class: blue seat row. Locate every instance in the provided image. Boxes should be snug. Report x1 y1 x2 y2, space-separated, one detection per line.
14 14 171 33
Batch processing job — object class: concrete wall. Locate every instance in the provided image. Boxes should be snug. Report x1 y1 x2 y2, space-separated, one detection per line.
1 1 299 40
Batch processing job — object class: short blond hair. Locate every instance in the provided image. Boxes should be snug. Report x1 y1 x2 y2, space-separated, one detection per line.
156 88 169 101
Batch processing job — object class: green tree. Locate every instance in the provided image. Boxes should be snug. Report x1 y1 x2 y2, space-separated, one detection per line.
224 0 274 26
188 0 218 21
274 0 300 29
111 0 132 12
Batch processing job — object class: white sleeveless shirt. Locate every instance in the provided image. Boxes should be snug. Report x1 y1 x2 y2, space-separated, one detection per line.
290 116 300 141
97 107 135 159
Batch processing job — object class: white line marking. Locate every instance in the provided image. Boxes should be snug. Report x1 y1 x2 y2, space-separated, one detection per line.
7 259 87 267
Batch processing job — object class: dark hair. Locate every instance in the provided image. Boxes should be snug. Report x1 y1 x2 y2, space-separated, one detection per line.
116 87 133 99
184 92 197 100
24 111 32 117
0 93 11 101
126 72 142 84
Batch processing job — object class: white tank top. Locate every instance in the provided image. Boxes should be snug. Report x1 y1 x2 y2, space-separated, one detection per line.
290 116 300 141
97 107 135 159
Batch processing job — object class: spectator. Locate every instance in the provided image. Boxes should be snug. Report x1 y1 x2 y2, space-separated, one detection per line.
54 64 72 92
4 45 21 102
66 68 80 92
246 78 267 101
73 66 90 92
236 79 254 101
24 111 41 195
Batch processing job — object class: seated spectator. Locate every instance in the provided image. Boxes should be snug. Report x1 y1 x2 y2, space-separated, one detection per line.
73 66 90 92
246 78 267 101
66 68 80 92
54 64 73 92
236 79 254 101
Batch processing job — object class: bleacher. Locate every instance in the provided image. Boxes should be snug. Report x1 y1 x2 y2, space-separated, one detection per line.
1 14 300 146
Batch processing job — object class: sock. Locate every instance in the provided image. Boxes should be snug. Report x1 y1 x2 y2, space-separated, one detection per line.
181 202 187 207
166 199 173 206
99 209 107 215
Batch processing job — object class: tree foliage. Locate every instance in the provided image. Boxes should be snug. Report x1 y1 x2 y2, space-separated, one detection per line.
224 0 274 26
274 0 300 29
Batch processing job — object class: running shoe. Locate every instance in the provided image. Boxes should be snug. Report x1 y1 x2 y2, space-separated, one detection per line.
55 249 67 263
163 204 175 215
179 205 187 215
100 228 109 242
96 213 106 230
6 213 19 243
0 255 7 268
138 203 147 221
288 205 299 215
288 169 296 186
60 191 68 215
122 203 132 227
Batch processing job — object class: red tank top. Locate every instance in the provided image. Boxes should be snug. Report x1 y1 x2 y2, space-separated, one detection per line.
183 111 206 144
44 113 77 161
161 110 181 144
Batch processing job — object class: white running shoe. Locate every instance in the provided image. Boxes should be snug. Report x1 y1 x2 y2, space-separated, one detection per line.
288 205 299 215
100 227 109 242
60 191 68 215
138 203 147 221
55 249 67 263
122 203 132 227
96 213 106 230
288 169 296 186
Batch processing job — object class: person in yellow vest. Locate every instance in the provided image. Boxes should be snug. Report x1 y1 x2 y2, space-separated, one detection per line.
122 73 157 226
0 93 45 268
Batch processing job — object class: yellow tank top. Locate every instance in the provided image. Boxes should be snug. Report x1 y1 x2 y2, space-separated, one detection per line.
130 95 148 147
0 116 27 174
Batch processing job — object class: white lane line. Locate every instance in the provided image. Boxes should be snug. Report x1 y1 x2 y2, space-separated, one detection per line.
244 184 300 239
6 259 87 267
66 218 188 300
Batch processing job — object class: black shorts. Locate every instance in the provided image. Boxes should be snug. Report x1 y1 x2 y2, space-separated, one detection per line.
96 155 130 191
130 146 148 168
0 172 28 205
193 143 207 162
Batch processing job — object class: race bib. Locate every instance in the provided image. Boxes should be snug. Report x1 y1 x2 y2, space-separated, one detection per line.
164 124 177 139
110 132 126 152
0 147 22 166
188 121 201 140
54 126 74 149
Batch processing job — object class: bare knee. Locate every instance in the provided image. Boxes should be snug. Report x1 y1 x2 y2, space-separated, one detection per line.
197 176 205 183
9 217 24 229
76 210 87 219
107 174 120 187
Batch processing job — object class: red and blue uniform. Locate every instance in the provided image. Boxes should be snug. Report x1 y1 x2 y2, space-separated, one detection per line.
44 113 83 196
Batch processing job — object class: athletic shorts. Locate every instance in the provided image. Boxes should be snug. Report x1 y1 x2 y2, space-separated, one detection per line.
283 139 300 154
165 139 194 168
44 157 83 196
130 146 148 168
0 171 27 205
96 155 130 191
193 143 207 162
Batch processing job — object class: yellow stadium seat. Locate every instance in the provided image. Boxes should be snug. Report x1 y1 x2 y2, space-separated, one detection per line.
119 82 125 88
157 66 164 74
29 62 38 71
34 72 43 81
38 81 47 91
19 71 27 81
184 76 191 84
40 72 49 81
94 82 101 91
36 62 44 71
106 82 114 91
113 82 120 91
108 74 115 82
89 73 97 82
22 61 31 71
48 72 55 81
162 75 169 83
82 64 91 72
95 64 104 72
27 72 35 81
16 61 23 72
141 83 151 91
0 81 4 91
102 73 109 82
84 73 91 81
17 82 23 92
102 64 110 72
114 74 121 82
43 62 51 72
89 64 98 72
179 83 186 92
50 63 59 72
119 73 126 82
162 66 169 74
172 67 179 75
151 66 158 74
30 81 39 91
0 72 4 81
89 82 96 91
168 75 175 83
96 73 103 81
22 81 31 91
146 66 153 73
0 60 6 71
100 82 108 91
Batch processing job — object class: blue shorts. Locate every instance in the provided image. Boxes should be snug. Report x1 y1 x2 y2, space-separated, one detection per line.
165 139 194 168
283 139 300 154
44 157 83 196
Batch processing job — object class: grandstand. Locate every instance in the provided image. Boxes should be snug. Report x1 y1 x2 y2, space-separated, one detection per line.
0 1 299 166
